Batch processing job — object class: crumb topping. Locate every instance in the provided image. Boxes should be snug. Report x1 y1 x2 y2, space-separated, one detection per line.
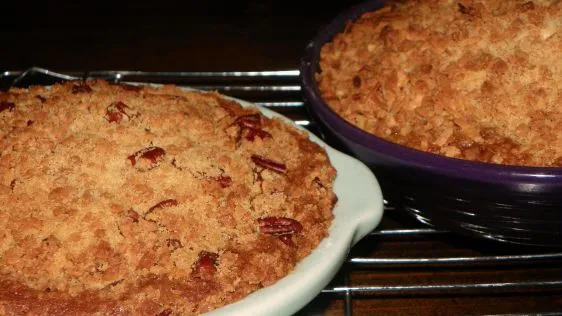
0 80 336 315
317 0 562 166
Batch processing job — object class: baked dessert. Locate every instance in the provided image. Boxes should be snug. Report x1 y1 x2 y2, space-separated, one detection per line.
0 80 337 315
317 0 562 167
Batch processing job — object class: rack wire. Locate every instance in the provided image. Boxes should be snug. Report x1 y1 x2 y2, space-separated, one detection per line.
2 67 562 315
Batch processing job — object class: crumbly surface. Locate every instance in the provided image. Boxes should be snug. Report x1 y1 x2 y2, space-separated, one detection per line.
317 0 562 166
0 80 336 315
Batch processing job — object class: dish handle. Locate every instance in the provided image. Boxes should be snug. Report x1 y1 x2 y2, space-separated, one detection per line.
328 149 384 247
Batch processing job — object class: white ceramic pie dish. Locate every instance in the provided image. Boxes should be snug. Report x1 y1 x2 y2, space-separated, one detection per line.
16 81 382 315
200 92 385 316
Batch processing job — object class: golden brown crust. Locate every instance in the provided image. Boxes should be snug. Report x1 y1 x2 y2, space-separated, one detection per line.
0 80 336 315
317 0 562 167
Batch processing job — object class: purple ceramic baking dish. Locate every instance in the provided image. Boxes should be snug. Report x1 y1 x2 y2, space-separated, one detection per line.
300 0 562 247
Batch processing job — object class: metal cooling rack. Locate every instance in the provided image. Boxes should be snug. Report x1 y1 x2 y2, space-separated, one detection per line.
2 67 562 315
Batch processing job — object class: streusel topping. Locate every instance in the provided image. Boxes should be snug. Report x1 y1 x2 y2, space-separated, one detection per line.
317 0 562 166
0 80 336 315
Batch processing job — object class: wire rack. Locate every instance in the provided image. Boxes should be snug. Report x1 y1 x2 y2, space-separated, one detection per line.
2 67 562 315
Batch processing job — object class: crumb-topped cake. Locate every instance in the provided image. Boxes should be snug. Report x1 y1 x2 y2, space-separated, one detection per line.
0 80 337 315
317 0 562 166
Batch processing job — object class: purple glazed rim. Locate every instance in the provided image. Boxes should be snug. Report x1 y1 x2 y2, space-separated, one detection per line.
300 0 562 186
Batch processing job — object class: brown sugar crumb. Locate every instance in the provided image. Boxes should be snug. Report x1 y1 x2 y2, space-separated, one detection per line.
317 0 562 167
0 80 337 315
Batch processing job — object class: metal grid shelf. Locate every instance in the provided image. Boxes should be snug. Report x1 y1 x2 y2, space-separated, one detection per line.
2 67 562 315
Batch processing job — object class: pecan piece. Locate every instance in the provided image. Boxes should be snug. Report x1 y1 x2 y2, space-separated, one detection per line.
212 175 232 188
106 111 122 124
127 209 139 223
234 114 262 129
158 309 173 316
147 199 179 215
193 251 219 279
257 217 303 235
244 128 272 141
251 155 286 174
105 101 133 123
71 82 92 94
0 101 15 114
233 114 272 143
128 146 166 170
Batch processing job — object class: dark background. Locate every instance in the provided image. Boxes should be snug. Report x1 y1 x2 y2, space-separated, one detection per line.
0 1 364 72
